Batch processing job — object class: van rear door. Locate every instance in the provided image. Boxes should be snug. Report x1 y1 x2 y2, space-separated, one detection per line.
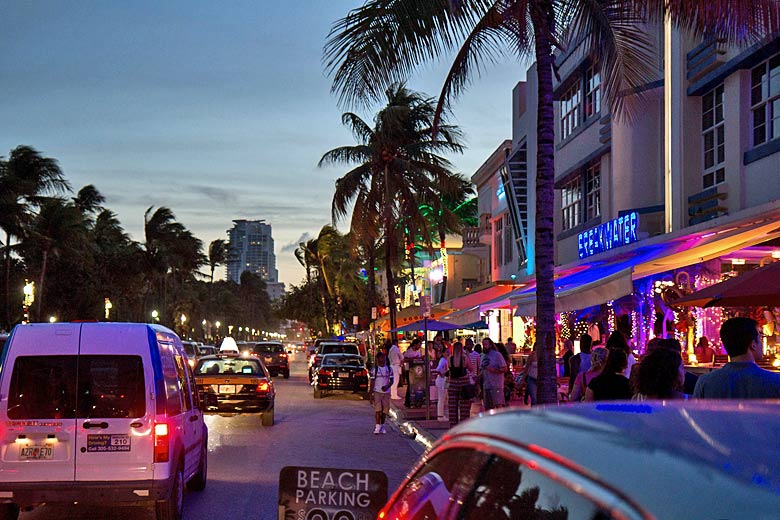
0 324 80 482
74 324 154 481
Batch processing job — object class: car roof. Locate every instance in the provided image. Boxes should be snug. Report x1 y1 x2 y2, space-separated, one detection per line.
440 401 780 517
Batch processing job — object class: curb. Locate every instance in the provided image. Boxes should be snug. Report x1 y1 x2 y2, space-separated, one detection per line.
388 400 443 451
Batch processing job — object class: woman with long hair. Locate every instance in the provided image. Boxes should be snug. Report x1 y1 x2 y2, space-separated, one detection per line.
584 348 632 401
446 341 473 427
569 347 608 402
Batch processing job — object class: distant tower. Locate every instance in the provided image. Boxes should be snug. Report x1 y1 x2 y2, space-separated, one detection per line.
226 220 279 284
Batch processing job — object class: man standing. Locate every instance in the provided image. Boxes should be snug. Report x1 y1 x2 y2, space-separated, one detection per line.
694 317 780 399
368 351 394 434
505 337 517 356
388 338 403 400
480 337 507 410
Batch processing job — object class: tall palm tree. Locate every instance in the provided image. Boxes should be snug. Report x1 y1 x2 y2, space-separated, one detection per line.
0 146 70 328
320 83 464 329
208 239 227 285
23 197 85 321
325 0 780 404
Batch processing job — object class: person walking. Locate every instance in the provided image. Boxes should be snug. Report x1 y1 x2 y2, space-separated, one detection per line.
518 344 539 405
694 317 780 399
561 339 574 378
480 337 507 410
387 338 403 400
446 341 473 427
368 351 393 434
569 346 608 402
584 348 632 401
569 334 593 389
634 348 686 400
432 346 449 420
465 338 483 415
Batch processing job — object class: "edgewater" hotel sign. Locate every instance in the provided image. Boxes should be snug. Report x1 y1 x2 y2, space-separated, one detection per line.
578 211 640 259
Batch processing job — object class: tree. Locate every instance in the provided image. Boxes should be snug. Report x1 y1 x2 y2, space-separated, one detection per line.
320 84 464 329
325 0 780 404
0 146 70 328
22 197 85 321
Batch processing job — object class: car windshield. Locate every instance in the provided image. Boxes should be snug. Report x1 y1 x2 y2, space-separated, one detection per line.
322 355 363 368
253 344 284 354
195 358 263 376
322 344 359 355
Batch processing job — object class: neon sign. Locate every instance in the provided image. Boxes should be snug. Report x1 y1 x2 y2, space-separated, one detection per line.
577 212 640 259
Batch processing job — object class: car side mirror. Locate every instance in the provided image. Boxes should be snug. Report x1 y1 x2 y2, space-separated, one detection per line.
200 392 218 411
287 349 293 355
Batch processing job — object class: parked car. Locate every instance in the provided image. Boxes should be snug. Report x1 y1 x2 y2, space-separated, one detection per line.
243 341 289 378
182 340 202 368
312 353 369 399
381 401 780 519
198 345 216 356
307 341 360 382
193 354 275 426
0 322 209 520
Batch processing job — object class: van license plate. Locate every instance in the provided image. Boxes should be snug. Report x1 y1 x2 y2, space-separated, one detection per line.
219 385 236 394
20 446 53 460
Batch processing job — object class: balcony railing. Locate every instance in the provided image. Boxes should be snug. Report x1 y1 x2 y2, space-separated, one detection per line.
462 226 482 248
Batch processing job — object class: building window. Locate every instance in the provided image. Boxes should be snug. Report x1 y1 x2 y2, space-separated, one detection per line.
493 217 504 268
560 82 581 140
751 53 780 146
584 67 601 118
561 178 582 231
585 164 601 220
503 214 513 265
702 84 725 189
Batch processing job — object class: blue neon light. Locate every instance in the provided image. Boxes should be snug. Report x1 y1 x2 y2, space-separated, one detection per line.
578 212 640 259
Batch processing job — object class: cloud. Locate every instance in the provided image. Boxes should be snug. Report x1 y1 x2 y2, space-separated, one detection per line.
281 232 313 253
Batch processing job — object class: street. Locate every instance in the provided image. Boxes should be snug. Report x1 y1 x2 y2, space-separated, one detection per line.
23 352 422 519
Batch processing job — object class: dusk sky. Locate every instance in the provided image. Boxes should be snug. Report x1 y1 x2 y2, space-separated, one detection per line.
0 1 525 286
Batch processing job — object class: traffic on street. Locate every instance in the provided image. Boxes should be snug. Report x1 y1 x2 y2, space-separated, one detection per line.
18 349 422 520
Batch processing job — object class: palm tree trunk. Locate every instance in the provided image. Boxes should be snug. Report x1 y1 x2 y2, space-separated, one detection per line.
36 249 49 323
383 166 397 330
531 5 558 405
367 240 376 310
4 232 11 329
438 231 447 304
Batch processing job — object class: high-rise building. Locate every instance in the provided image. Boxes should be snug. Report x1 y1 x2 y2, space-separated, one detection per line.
227 220 279 285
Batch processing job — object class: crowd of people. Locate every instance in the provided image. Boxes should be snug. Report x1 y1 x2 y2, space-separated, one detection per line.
367 316 780 432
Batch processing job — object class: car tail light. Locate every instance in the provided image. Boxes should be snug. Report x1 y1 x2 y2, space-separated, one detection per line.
319 369 333 377
280 352 288 358
154 423 169 463
356 369 368 377
256 381 270 394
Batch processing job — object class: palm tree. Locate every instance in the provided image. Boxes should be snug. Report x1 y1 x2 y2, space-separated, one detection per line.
208 239 227 285
23 198 85 321
320 84 464 329
324 0 780 404
0 146 70 328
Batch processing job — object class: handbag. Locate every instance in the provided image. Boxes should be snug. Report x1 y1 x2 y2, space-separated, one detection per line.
460 382 477 400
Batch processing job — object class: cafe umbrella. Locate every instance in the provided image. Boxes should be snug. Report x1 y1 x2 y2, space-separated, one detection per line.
673 260 780 308
391 318 460 420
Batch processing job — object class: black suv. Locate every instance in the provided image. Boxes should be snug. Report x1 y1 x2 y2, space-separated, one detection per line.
307 342 360 382
245 341 290 378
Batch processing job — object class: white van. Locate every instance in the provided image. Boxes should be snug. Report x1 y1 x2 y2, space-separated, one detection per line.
0 322 210 520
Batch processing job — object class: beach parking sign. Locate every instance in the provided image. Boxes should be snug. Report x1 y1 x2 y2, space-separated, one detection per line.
278 466 388 520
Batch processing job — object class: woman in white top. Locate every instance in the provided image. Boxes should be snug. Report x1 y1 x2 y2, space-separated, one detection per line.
432 347 449 420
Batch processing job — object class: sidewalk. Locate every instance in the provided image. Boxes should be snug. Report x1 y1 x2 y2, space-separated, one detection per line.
388 392 529 450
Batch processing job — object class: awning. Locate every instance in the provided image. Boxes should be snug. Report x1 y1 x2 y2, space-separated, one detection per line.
513 268 634 316
512 201 780 316
373 305 451 332
447 284 515 310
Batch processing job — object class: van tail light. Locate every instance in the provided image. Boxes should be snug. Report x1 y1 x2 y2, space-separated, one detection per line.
280 353 288 359
256 381 270 394
154 423 169 463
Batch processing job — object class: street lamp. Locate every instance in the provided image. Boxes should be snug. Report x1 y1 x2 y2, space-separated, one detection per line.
22 280 35 324
104 298 113 320
151 309 159 323
49 316 57 323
